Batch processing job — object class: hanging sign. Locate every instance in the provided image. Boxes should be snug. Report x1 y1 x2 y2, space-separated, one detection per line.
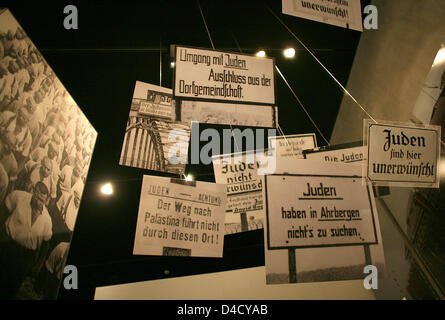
365 120 441 188
262 160 386 285
265 173 378 249
304 141 365 163
119 81 190 175
268 133 317 160
212 150 273 234
133 175 226 258
282 0 363 32
173 45 275 105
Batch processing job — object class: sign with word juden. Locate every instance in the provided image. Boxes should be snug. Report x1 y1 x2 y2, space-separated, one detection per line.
282 0 363 32
365 120 441 188
269 134 317 160
173 45 275 105
133 175 226 258
304 142 365 163
265 174 378 249
212 150 273 234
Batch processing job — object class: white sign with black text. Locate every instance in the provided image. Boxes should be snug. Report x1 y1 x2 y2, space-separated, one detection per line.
304 144 365 163
212 151 271 234
174 46 275 105
282 0 363 32
268 134 317 160
133 175 226 257
262 160 386 285
265 174 378 249
365 120 441 188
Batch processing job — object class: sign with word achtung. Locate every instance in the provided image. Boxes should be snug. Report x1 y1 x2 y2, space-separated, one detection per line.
268 134 317 160
365 120 441 188
265 174 378 249
133 175 226 257
282 0 363 32
173 46 275 105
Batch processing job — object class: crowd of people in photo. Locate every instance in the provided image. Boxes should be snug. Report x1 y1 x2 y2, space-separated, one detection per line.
0 24 96 299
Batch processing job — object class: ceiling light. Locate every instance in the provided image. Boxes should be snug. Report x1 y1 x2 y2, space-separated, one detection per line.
255 50 266 57
283 47 296 58
170 61 175 68
101 182 113 195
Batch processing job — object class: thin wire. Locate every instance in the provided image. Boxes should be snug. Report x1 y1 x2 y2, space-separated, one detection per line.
159 37 162 86
275 65 330 145
196 0 215 50
266 4 378 124
277 124 291 146
194 6 240 152
231 30 289 149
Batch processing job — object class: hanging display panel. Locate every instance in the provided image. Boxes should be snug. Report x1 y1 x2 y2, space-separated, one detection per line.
119 81 190 175
364 120 441 188
268 133 317 160
282 0 363 31
0 9 97 299
262 160 385 284
173 45 275 105
133 175 226 258
212 150 275 234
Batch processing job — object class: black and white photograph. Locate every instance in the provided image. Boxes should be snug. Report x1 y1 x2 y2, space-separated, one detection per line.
212 150 271 235
180 100 278 128
0 9 97 299
119 81 190 175
263 160 386 284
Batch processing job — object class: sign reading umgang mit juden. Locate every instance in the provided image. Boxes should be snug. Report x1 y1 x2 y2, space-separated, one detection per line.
173 45 275 105
364 120 441 188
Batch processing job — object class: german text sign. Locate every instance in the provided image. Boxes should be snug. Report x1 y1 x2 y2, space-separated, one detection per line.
269 134 317 160
265 174 378 249
133 175 226 257
365 121 441 188
174 46 275 105
282 0 363 32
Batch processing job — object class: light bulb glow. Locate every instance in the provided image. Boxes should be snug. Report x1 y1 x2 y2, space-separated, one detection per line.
101 183 113 195
185 174 193 181
256 50 266 57
283 47 295 58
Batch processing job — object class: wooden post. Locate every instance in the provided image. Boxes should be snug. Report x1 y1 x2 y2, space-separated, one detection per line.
240 212 248 232
364 244 372 266
288 248 297 283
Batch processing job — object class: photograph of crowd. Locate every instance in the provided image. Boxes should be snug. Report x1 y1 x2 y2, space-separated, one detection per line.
0 9 97 299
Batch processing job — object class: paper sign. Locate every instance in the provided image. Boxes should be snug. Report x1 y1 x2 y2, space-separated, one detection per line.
269 134 317 159
173 46 275 105
133 175 226 258
262 160 386 284
180 100 278 128
282 0 363 32
265 174 378 249
304 142 365 163
365 120 441 188
212 151 273 234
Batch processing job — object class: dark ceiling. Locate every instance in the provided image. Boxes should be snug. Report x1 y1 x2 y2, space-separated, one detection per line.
2 0 369 299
